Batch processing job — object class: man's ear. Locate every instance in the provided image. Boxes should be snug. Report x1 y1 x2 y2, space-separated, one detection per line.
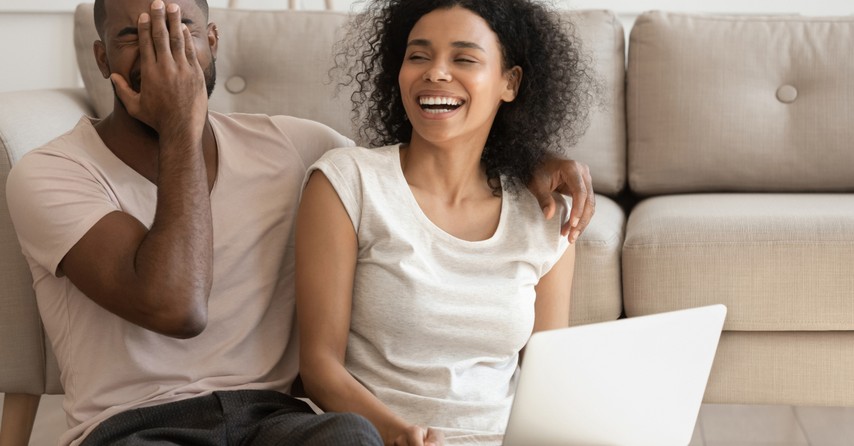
207 23 219 59
94 40 111 79
502 66 522 103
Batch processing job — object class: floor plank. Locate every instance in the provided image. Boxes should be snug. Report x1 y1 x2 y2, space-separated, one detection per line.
28 394 66 446
689 417 706 446
794 406 854 446
700 404 809 446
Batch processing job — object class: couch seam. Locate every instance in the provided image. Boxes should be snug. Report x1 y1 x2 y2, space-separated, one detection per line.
580 232 624 247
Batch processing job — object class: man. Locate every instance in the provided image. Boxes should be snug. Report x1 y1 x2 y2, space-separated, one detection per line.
6 0 594 445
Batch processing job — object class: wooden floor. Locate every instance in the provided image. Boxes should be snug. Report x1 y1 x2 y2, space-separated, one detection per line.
689 404 854 446
3 394 853 445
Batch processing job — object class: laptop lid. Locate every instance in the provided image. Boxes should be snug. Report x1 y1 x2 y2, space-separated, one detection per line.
503 304 727 446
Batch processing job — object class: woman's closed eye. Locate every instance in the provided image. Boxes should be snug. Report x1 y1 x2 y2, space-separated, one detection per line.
455 57 477 64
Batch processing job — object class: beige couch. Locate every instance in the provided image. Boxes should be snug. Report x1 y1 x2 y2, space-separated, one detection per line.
1 4 852 443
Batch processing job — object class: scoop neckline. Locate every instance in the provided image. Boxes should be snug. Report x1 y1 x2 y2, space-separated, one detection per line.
389 144 508 246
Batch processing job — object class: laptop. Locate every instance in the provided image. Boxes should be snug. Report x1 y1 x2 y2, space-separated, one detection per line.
503 304 727 446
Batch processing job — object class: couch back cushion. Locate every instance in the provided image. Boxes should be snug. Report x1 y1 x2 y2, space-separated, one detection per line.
627 12 854 195
563 10 626 196
74 5 627 196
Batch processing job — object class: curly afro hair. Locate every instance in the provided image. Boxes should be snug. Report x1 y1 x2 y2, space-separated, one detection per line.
334 0 598 192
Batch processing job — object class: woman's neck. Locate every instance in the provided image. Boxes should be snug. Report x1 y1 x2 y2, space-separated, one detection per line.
400 133 502 242
401 133 494 205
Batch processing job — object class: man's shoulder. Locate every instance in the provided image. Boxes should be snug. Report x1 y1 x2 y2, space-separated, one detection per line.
9 117 99 179
215 112 356 172
214 112 349 142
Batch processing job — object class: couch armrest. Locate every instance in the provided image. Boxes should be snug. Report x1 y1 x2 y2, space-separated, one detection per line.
0 89 88 399
0 88 94 164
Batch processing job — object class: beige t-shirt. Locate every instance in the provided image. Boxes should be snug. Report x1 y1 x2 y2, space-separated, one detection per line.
6 112 352 446
308 145 570 445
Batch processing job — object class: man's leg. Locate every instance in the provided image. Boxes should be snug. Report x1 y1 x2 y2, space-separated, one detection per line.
80 394 226 446
249 410 382 446
217 390 381 446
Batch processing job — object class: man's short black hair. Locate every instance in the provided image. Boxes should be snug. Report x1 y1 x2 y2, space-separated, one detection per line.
94 0 210 39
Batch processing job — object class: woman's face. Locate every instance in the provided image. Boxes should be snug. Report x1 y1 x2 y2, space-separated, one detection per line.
398 6 520 148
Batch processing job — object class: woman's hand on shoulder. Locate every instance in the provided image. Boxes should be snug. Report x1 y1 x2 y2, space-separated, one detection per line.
391 425 444 446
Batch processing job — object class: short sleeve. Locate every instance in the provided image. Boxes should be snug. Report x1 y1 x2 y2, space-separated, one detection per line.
6 151 118 276
302 148 365 234
538 193 573 278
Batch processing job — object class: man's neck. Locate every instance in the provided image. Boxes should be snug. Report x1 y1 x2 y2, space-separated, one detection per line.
94 102 215 186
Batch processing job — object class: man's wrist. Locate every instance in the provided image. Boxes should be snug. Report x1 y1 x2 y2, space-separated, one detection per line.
157 119 206 149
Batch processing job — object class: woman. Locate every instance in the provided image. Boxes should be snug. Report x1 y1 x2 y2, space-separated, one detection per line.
295 1 596 444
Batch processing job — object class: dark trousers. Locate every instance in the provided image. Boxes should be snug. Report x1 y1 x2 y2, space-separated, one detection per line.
80 389 382 446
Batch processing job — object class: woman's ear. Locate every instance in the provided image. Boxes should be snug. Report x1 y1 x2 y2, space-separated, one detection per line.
94 40 111 79
502 66 523 102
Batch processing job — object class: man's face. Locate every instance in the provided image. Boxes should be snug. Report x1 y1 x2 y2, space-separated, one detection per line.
96 0 217 103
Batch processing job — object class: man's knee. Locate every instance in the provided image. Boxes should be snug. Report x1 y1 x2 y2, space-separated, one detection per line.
310 412 382 446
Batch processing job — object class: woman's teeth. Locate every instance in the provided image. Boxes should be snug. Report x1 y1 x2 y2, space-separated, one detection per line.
419 96 464 113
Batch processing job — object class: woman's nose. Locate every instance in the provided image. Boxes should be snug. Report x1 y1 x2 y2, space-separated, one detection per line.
422 62 452 82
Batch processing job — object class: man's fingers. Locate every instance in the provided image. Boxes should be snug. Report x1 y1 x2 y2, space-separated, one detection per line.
528 157 596 243
530 170 557 221
574 190 596 239
167 2 186 61
183 24 199 68
149 0 170 59
539 193 557 221
563 205 579 240
558 162 585 242
567 187 589 243
571 166 595 239
568 188 587 229
561 217 573 238
136 12 154 66
110 74 140 116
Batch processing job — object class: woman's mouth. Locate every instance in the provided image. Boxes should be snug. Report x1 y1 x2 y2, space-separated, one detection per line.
418 96 465 114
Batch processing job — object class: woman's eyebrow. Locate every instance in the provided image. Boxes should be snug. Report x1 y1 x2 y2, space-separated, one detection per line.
407 38 431 47
451 41 485 52
407 38 485 52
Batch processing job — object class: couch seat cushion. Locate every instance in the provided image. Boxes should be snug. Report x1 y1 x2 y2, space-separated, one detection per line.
623 194 854 331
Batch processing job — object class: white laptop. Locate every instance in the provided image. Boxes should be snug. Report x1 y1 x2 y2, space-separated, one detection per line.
503 304 727 446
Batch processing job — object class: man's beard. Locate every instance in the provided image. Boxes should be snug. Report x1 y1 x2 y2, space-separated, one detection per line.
114 59 218 118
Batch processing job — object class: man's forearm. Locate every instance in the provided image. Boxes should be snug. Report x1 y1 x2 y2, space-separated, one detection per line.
134 128 213 337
